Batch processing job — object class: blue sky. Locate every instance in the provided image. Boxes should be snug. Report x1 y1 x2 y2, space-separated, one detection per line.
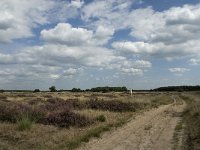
0 0 200 90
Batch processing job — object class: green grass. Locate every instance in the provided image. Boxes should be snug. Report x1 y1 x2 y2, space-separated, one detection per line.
66 125 111 150
95 115 106 122
17 117 33 131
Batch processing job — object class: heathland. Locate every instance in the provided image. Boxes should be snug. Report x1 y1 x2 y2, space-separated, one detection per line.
0 90 199 150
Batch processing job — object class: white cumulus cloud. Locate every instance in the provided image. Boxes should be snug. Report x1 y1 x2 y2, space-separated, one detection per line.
169 68 190 73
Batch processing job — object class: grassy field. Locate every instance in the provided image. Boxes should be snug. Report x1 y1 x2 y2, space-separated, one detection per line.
0 92 174 150
178 92 200 150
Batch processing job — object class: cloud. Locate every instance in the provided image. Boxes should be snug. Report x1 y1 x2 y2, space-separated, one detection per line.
0 63 82 84
0 0 82 43
112 40 200 59
21 44 125 68
169 68 190 73
112 41 157 54
121 68 143 76
81 0 133 29
0 53 14 64
0 44 151 84
0 1 153 84
189 58 200 65
71 0 84 8
93 25 115 45
82 1 200 61
134 60 152 68
41 23 114 46
41 23 93 46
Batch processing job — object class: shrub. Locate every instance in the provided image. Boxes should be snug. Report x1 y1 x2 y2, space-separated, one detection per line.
43 95 53 98
33 89 40 93
43 110 91 127
0 95 8 102
0 102 46 123
44 98 71 111
66 99 86 110
96 115 106 122
0 99 90 128
46 97 64 104
0 102 17 122
86 99 136 112
28 98 43 105
44 98 85 111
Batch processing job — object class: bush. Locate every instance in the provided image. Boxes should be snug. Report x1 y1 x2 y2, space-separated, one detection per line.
44 98 71 111
0 95 8 102
33 89 40 93
0 102 46 123
0 98 92 128
44 98 86 112
66 99 86 110
17 116 33 131
43 95 53 98
43 110 91 127
0 102 17 122
86 99 136 112
28 98 43 105
96 115 106 122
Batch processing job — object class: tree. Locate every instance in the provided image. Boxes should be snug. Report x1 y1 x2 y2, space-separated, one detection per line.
33 89 40 93
71 88 82 92
49 86 57 92
0 89 5 93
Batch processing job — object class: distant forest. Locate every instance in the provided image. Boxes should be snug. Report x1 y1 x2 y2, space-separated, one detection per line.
0 86 128 93
153 85 200 92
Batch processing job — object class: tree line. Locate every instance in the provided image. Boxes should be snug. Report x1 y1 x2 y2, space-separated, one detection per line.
1 85 200 93
153 85 200 92
0 86 128 93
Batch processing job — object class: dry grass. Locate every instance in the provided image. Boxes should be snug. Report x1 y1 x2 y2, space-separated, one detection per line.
179 92 200 150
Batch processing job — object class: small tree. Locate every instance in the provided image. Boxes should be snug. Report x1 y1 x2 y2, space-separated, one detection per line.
33 89 40 93
49 86 57 92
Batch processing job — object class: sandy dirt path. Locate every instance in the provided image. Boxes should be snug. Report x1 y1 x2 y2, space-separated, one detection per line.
79 98 185 150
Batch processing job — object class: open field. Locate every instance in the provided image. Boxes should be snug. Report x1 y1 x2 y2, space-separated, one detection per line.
0 91 199 150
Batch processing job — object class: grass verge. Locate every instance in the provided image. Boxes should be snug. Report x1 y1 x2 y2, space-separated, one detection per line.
179 94 200 150
65 116 130 150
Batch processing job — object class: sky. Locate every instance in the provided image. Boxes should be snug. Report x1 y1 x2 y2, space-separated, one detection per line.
0 0 200 90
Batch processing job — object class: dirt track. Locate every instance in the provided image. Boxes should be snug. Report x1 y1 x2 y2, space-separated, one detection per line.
79 98 185 150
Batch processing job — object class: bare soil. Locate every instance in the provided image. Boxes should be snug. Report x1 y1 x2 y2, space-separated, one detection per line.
79 99 185 150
